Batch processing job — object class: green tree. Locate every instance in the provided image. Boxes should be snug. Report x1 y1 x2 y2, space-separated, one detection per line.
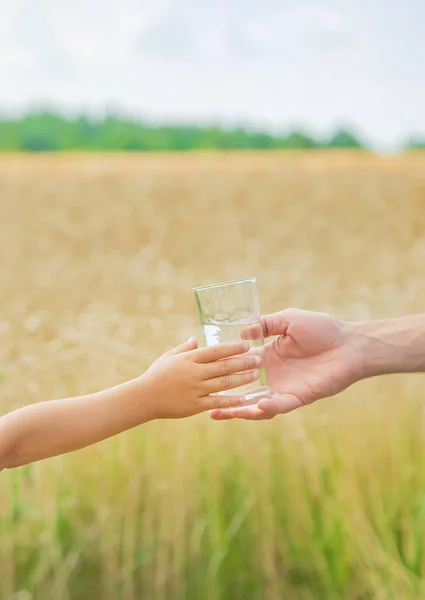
405 138 425 150
0 109 374 152
277 131 319 149
327 129 364 149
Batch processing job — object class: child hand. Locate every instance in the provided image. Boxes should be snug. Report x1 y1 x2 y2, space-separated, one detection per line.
141 337 261 419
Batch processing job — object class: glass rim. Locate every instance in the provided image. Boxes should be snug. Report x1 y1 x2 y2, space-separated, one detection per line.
193 277 256 293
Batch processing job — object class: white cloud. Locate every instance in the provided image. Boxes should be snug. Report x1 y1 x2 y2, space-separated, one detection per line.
0 0 34 68
0 0 424 147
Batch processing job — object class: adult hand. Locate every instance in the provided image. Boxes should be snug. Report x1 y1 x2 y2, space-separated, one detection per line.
210 309 362 420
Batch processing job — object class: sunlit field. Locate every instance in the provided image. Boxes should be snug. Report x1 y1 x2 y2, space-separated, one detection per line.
1 151 425 600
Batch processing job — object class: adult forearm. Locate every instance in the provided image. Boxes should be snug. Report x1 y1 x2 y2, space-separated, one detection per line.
351 314 425 379
0 378 153 470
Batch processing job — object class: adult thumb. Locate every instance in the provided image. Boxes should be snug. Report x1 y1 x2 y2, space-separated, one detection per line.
260 310 296 338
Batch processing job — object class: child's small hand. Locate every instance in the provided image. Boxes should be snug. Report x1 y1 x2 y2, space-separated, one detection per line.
141 337 261 419
0 338 260 470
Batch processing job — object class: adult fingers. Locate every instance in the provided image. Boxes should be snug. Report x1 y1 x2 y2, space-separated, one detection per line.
240 322 264 341
209 405 275 420
241 310 297 340
257 393 304 414
210 392 305 419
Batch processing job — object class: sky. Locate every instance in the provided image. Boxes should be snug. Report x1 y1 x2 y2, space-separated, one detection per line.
0 0 424 149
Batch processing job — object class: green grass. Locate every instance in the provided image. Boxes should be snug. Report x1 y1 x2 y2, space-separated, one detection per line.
2 393 425 600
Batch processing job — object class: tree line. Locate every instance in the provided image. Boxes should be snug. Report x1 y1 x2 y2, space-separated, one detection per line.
0 110 422 152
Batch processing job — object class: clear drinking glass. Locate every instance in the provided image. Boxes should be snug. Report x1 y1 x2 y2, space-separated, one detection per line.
193 277 271 405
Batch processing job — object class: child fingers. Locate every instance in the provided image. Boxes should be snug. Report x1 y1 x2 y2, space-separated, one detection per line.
202 355 261 379
164 337 198 356
203 370 259 394
193 342 249 363
202 394 245 411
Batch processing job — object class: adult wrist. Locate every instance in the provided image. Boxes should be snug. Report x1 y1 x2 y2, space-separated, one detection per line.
348 315 425 379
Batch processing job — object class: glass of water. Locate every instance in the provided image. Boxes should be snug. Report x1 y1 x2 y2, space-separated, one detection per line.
193 277 271 405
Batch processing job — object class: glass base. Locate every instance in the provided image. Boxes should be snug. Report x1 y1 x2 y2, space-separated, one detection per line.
242 385 272 405
219 386 272 410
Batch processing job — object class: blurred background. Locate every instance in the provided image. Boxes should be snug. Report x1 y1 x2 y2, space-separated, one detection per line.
1 0 425 151
1 1 425 599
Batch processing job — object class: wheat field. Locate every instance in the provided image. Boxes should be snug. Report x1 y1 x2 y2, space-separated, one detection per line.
1 151 425 600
